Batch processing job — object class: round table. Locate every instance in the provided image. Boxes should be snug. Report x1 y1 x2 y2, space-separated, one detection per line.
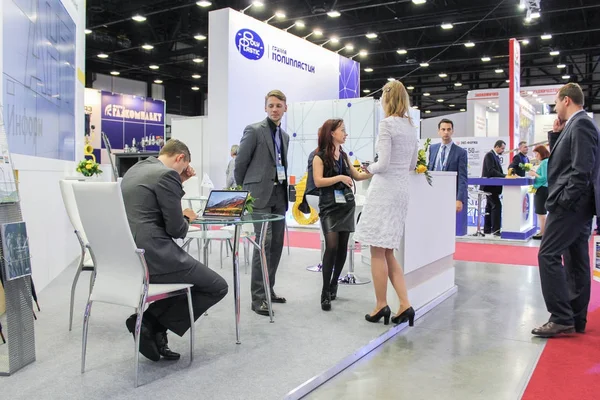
189 213 284 344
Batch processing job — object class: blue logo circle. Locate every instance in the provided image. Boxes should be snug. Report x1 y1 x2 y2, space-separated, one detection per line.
522 194 530 221
235 29 264 60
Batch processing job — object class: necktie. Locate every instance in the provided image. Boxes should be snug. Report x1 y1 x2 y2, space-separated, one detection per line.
274 127 282 166
438 145 446 171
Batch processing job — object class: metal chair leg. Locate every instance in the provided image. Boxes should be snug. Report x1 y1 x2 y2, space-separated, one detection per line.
285 220 290 255
220 240 224 269
81 300 93 373
186 288 194 364
134 309 143 388
70 260 85 331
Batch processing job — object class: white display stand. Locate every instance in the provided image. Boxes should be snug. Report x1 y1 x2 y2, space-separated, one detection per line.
360 172 457 309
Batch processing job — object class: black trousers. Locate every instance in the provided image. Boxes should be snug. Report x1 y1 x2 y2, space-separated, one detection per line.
145 262 228 337
250 184 286 306
484 193 502 234
538 198 594 326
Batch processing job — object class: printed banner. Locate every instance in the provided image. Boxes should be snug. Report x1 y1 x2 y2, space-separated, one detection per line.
509 38 521 161
594 237 600 283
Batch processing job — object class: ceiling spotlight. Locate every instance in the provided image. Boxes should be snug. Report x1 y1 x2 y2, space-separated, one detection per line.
562 75 571 79
275 10 286 18
193 58 204 63
313 29 323 36
521 39 530 45
439 73 448 78
412 106 419 109
196 1 212 6
449 104 455 107
481 56 491 62
149 65 159 70
192 86 200 91
518 1 526 10
388 78 396 82
359 49 368 57
110 71 120 76
365 32 378 39
495 69 504 73
541 34 552 40
550 50 560 56
425 110 431 114
97 53 109 59
330 36 340 44
557 64 566 69
327 11 341 18
194 34 207 41
85 29 92 34
132 14 147 22
420 62 429 67
506 80 510 83
412 0 427 4
296 21 306 28
241 1 264 13
363 89 371 93
423 92 431 96
407 86 415 90
364 68 373 72
464 42 475 48
530 11 541 19
441 23 453 30
192 74 201 79
437 99 445 103
142 44 154 50
396 49 408 55
344 44 354 51
154 79 163 84
454 82 463 87
460 108 466 112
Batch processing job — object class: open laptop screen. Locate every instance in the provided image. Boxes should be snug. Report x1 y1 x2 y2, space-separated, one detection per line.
202 190 249 217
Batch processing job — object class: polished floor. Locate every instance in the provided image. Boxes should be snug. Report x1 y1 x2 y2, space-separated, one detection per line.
305 261 550 400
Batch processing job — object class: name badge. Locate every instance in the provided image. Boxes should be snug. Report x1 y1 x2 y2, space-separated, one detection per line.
334 190 347 204
276 165 286 181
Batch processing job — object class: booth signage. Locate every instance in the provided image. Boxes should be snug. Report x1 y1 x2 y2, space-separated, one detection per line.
509 38 521 161
235 29 265 60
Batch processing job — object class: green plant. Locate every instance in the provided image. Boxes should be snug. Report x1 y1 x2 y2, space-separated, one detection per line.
228 185 256 213
415 138 433 186
76 159 102 177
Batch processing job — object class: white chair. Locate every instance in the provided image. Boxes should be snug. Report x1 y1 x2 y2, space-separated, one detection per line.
72 182 194 388
220 223 255 273
184 229 233 267
59 180 95 331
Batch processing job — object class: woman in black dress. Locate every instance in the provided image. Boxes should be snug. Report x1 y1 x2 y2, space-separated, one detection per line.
312 119 371 311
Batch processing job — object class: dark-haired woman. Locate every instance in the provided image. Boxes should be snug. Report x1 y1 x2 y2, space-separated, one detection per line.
529 145 550 240
312 119 371 311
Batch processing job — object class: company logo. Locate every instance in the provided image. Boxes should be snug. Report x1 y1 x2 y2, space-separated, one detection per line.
522 194 530 221
235 29 264 60
104 104 163 122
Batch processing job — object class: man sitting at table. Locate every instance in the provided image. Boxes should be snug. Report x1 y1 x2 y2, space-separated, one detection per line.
121 139 228 362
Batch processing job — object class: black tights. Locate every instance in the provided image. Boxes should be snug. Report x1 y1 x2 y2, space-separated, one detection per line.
322 231 350 292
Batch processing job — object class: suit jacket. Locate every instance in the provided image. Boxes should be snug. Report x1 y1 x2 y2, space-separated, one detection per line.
121 157 196 275
546 111 600 215
508 153 529 177
235 118 290 210
481 150 505 195
548 130 561 151
428 142 468 204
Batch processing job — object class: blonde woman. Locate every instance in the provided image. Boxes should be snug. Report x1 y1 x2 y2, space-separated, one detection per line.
354 80 418 326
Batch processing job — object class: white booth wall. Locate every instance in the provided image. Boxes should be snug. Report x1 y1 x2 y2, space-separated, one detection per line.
420 112 467 139
0 0 88 291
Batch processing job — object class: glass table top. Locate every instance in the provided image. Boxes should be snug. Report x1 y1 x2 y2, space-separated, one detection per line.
191 213 285 225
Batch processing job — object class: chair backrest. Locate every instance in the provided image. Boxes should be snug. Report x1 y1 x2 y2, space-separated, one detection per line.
72 182 145 308
59 180 89 244
306 194 320 213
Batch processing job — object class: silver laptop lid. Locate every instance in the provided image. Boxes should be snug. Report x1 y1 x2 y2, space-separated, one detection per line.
202 190 249 218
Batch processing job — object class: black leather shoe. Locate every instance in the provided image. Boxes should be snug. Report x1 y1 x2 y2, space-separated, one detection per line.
155 331 180 361
251 301 273 316
575 321 586 333
126 315 160 362
270 292 287 303
531 322 575 338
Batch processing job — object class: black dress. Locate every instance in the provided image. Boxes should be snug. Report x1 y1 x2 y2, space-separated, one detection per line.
316 151 356 233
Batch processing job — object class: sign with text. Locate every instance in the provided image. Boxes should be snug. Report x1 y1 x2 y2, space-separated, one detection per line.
509 38 521 161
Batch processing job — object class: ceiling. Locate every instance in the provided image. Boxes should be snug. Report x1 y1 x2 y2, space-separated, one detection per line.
85 0 600 117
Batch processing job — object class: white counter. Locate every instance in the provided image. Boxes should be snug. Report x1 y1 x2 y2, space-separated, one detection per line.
360 171 457 310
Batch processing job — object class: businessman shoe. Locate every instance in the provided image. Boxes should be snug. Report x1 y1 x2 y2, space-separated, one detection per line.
126 315 160 362
155 331 180 361
270 292 287 303
575 321 586 334
531 322 575 338
251 301 274 316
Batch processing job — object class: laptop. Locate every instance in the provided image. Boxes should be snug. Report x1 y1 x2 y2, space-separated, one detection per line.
197 190 249 221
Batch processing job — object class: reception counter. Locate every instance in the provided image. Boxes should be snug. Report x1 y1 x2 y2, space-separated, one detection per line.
360 171 457 310
468 177 536 240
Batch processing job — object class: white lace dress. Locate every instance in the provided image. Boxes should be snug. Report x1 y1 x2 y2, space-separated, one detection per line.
354 116 418 250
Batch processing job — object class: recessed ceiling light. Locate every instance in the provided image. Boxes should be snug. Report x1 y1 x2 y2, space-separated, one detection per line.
252 1 264 7
313 29 323 36
359 50 368 57
460 108 466 112
132 14 147 22
192 86 200 91
194 34 207 41
407 86 415 90
412 0 426 4
110 71 120 76
364 68 373 72
365 32 378 39
541 34 552 40
345 44 354 51
97 53 109 59
481 56 491 62
441 23 454 30
420 62 429 67
449 104 455 107
142 44 154 50
423 92 431 96
464 42 475 48
296 21 306 28
275 11 286 19
412 105 419 109
425 110 431 114
521 39 530 45
196 0 212 6
557 64 566 69
495 69 504 73
454 82 463 87
327 11 341 18
439 73 448 78
154 79 163 84
192 74 201 79
388 78 396 82
396 49 407 55
363 89 371 93
562 75 571 79
437 99 444 103
149 65 159 70
550 50 560 56
193 58 204 63
85 29 92 34
330 36 339 43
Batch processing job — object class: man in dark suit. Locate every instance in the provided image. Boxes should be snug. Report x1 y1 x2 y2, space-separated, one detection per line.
532 83 600 337
480 140 506 236
235 90 290 316
427 119 468 213
121 139 228 361
508 141 529 177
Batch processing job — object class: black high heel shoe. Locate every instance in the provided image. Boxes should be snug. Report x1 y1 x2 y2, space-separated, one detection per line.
391 307 415 326
330 283 338 301
321 290 332 311
365 306 391 325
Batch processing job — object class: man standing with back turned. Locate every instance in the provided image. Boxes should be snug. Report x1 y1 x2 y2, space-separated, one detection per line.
532 83 600 337
235 90 290 316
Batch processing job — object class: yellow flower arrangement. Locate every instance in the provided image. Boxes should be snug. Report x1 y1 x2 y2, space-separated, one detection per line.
415 138 433 186
519 162 533 172
76 159 102 177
